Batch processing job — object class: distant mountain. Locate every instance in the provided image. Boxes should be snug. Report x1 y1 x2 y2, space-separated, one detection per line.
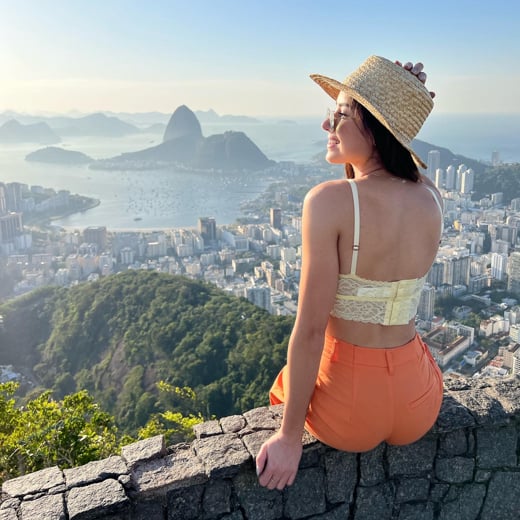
92 105 273 172
195 109 260 124
194 131 272 170
163 105 203 142
311 138 487 175
143 123 166 134
25 146 93 165
0 120 61 145
411 139 486 174
54 113 141 137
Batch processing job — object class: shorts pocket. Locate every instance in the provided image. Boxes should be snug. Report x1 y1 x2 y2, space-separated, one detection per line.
407 378 438 410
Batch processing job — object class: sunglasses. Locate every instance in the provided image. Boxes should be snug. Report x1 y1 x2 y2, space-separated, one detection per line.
326 107 354 132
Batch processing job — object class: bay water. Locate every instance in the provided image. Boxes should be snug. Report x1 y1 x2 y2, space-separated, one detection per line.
0 113 518 230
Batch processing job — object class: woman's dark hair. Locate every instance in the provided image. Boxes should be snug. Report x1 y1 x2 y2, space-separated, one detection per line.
344 101 420 182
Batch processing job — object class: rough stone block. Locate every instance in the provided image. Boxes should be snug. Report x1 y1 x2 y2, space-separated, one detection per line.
0 510 17 520
121 435 166 469
480 471 520 519
360 443 385 486
0 498 19 510
354 482 395 520
220 415 246 434
284 467 326 519
438 483 486 520
202 479 232 518
476 425 517 468
307 502 350 519
395 478 430 503
219 513 244 520
474 470 492 483
64 456 128 489
1 466 63 498
324 450 357 504
243 407 279 431
435 395 476 432
67 478 129 520
450 381 510 426
132 444 207 497
193 433 250 479
193 419 222 439
435 457 475 483
438 429 467 456
129 500 165 520
234 469 283 520
387 436 436 477
299 441 324 468
241 430 273 459
493 378 520 415
268 404 284 422
166 484 204 520
19 493 65 520
397 502 434 520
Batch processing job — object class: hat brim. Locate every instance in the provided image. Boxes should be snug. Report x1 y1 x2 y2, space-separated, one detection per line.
310 73 428 170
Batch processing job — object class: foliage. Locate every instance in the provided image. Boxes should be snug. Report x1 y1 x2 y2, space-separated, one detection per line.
1 271 293 436
138 382 205 445
0 382 118 483
473 163 520 202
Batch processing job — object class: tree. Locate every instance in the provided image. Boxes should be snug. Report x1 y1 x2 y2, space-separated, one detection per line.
138 382 205 445
0 383 119 484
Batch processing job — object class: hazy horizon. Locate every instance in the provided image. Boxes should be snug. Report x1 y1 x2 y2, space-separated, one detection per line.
2 0 520 117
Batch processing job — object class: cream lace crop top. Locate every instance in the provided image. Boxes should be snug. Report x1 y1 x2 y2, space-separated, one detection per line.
330 179 443 326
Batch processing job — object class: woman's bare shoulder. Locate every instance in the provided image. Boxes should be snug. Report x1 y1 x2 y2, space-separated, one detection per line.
305 179 350 204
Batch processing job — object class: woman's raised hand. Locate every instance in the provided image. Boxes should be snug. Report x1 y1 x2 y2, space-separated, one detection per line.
395 60 435 98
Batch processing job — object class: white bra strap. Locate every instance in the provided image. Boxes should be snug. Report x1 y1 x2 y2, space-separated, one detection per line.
424 186 444 234
346 180 360 275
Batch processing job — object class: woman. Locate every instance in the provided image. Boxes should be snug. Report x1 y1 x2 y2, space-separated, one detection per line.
256 56 444 490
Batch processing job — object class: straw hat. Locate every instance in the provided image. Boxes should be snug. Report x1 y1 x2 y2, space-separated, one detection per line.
310 55 434 169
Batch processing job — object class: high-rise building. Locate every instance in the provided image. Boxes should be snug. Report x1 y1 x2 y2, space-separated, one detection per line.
198 217 217 243
491 253 508 281
427 150 440 181
434 168 444 189
426 261 444 288
456 164 467 192
418 283 435 321
83 226 107 251
0 183 7 215
461 168 474 194
270 208 282 229
445 165 455 190
5 183 23 212
491 151 500 166
508 252 520 295
244 285 271 312
0 213 23 242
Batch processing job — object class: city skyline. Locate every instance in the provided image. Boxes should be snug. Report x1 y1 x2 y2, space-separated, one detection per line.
1 0 520 117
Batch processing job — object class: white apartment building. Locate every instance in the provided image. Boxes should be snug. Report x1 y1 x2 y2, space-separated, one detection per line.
427 150 440 181
491 252 508 281
461 169 475 195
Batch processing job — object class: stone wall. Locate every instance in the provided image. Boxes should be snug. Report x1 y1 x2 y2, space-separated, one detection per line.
1 376 519 519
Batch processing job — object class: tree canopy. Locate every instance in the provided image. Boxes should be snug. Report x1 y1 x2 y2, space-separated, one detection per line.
0 271 293 436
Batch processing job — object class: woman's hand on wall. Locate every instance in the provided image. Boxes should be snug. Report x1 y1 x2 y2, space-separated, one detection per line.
256 430 303 490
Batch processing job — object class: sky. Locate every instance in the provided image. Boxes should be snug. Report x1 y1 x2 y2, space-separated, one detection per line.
1 0 520 117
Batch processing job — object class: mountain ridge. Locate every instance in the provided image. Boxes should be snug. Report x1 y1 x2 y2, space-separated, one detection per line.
92 105 274 172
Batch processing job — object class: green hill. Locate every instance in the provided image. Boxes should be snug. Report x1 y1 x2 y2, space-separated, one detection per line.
0 271 293 435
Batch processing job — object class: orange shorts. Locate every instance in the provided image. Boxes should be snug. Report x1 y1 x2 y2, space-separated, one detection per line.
270 333 443 452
